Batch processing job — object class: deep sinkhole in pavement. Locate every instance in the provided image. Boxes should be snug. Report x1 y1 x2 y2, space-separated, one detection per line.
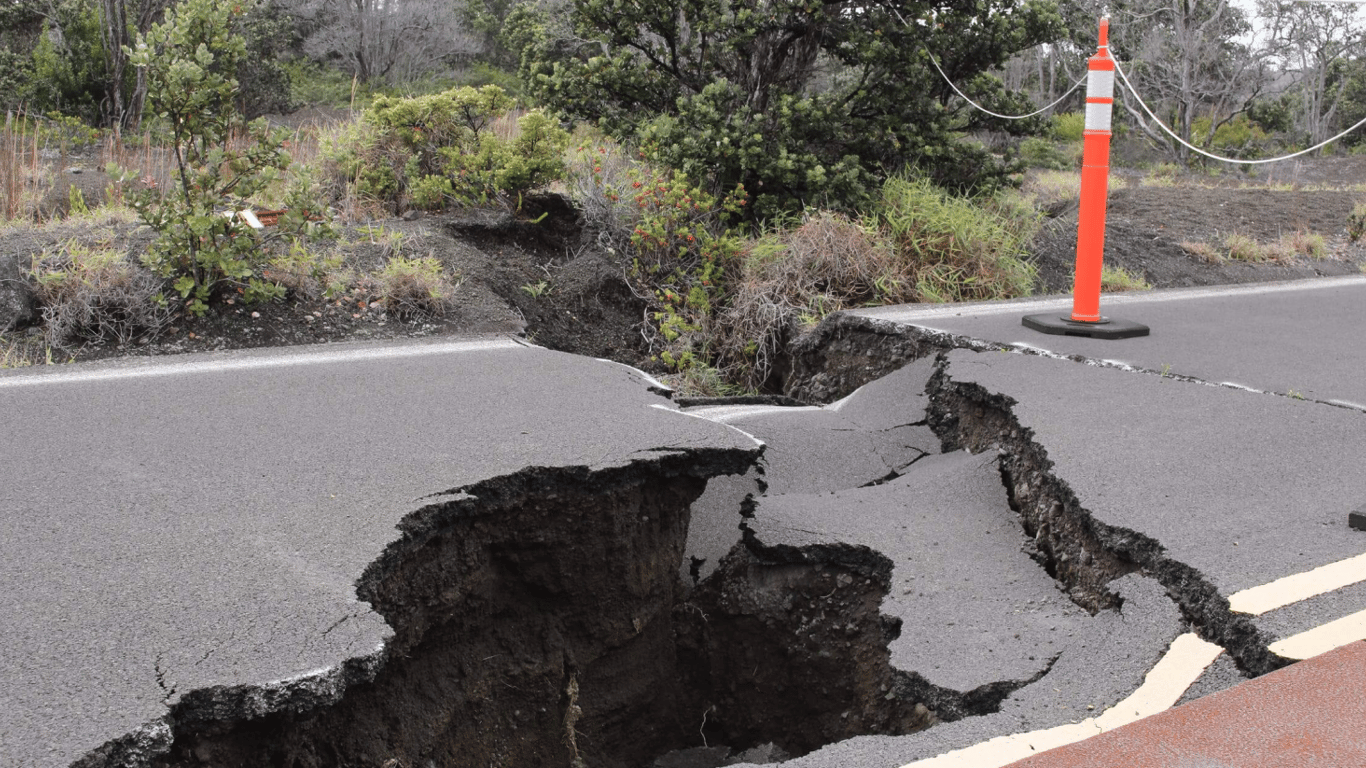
111 339 1275 768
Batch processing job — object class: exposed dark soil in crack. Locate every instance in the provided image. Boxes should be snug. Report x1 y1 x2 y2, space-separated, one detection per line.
674 539 938 758
117 443 952 768
140 453 755 768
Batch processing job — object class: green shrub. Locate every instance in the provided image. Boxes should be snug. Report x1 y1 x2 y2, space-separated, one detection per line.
262 240 351 300
29 240 171 346
625 169 747 370
322 85 569 213
122 0 328 316
1191 114 1271 158
1051 112 1085 142
375 256 457 317
510 0 1062 219
1349 202 1366 242
27 0 107 125
864 176 1039 304
1018 137 1076 171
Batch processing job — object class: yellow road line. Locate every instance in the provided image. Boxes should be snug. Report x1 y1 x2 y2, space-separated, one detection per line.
1229 552 1366 616
900 633 1222 768
1269 608 1366 660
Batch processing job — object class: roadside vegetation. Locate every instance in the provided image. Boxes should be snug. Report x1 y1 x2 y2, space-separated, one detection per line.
4 0 1366 387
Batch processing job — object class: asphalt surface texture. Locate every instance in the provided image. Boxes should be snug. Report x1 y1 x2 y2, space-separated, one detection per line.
0 337 758 767
855 274 1366 409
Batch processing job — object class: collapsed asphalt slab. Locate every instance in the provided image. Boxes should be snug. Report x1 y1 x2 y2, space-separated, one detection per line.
683 360 940 583
0 338 760 767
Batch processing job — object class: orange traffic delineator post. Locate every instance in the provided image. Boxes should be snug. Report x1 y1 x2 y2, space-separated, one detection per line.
1024 18 1150 340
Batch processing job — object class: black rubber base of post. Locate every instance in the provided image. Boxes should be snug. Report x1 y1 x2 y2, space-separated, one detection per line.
1350 511 1366 532
1022 314 1151 340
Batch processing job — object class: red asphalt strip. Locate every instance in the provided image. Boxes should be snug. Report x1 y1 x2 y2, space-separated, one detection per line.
1004 641 1366 768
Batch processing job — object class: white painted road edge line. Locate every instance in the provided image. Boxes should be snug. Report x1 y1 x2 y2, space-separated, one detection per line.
1229 551 1366 616
649 404 766 449
900 633 1223 768
683 404 823 422
854 274 1366 322
1269 608 1366 660
0 337 526 388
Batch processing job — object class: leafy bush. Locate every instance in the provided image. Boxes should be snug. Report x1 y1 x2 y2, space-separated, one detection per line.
27 0 108 125
1018 137 1077 171
321 85 569 212
625 170 747 370
1051 112 1085 142
29 240 171 346
864 176 1039 303
375 256 457 318
1349 202 1366 242
262 241 351 300
509 0 1062 218
1190 115 1272 158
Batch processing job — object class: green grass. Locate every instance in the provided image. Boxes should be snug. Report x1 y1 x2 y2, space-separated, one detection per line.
1224 233 1277 263
1099 265 1152 292
866 175 1040 304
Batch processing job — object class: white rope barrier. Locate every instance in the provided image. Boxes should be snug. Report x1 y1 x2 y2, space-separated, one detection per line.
926 53 1087 120
1109 57 1366 165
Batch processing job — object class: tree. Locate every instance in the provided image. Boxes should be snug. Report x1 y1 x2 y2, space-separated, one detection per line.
125 0 300 315
509 0 1065 218
1106 0 1269 163
1260 0 1366 146
0 0 46 110
99 0 169 129
299 0 479 84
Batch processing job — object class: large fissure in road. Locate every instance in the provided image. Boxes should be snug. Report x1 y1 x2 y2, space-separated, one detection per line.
780 314 1289 679
78 318 1278 768
119 444 938 768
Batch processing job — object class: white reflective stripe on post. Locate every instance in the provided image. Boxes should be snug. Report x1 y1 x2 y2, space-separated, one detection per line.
1086 68 1115 100
1085 101 1112 132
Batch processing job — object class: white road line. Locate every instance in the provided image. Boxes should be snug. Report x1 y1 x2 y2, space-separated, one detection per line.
682 404 823 422
0 337 526 388
1229 552 1366 616
648 404 766 448
1269 608 1366 660
900 634 1223 768
853 275 1366 322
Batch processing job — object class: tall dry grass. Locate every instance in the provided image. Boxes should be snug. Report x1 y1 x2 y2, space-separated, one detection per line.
3 110 329 223
2 111 49 221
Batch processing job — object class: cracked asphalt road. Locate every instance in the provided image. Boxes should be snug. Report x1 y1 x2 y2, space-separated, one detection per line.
5 275 1366 768
681 277 1366 767
0 337 758 767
